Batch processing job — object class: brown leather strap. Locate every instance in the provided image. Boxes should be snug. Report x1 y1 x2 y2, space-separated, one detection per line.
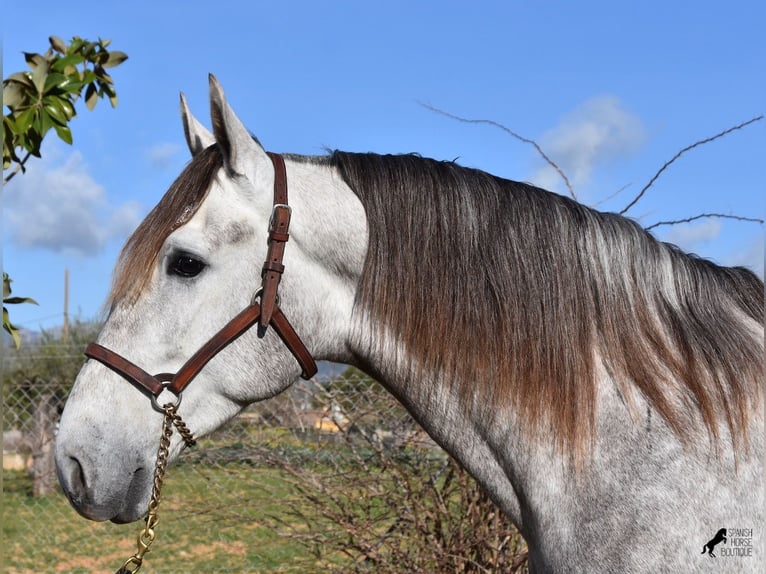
84 152 318 406
85 342 164 397
267 151 288 205
260 205 291 327
169 303 263 394
85 302 317 400
269 306 317 380
260 153 290 328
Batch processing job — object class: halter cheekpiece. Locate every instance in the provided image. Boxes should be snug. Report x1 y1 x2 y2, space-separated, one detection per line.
85 152 318 411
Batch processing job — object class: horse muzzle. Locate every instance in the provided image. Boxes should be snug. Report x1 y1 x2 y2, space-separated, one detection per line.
55 438 153 523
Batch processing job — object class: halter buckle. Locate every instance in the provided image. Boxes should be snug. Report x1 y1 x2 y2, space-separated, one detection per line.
269 203 292 230
250 286 279 308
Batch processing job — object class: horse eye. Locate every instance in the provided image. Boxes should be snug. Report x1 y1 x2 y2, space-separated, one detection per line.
168 254 206 278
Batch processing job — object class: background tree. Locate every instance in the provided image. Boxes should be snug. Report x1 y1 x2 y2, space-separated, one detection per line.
2 35 128 345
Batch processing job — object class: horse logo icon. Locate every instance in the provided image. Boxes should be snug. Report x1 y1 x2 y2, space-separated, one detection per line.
702 528 727 557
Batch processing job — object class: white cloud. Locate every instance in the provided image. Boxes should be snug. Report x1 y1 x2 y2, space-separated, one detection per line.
530 95 645 193
146 142 182 168
725 234 765 278
3 148 142 256
662 219 722 251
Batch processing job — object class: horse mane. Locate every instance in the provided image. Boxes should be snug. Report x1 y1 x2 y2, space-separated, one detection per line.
108 142 763 460
332 151 764 460
108 145 222 308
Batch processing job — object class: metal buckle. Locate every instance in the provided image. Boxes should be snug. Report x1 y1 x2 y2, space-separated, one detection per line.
250 287 264 306
268 203 292 231
250 286 279 308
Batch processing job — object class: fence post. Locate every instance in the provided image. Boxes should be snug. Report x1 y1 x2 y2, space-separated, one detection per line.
31 391 58 497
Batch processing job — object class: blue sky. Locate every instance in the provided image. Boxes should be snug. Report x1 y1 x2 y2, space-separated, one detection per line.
3 1 764 333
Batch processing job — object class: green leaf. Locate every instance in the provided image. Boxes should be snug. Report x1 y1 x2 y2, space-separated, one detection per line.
4 296 38 305
3 272 38 347
31 59 50 93
95 69 113 85
49 35 67 54
83 41 97 58
53 123 73 145
14 108 37 136
80 69 97 85
99 81 116 98
103 50 129 69
84 82 98 111
23 52 46 69
2 273 36 349
51 53 85 73
26 131 43 157
5 72 35 89
39 107 55 138
6 112 26 137
3 307 22 348
43 72 69 94
68 37 85 54
59 78 84 96
44 100 67 124
48 95 76 121
2 82 26 109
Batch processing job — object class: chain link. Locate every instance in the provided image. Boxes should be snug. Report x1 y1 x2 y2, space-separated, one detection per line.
115 403 195 574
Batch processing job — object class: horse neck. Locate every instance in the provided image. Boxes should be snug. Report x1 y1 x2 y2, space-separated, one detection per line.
285 161 508 466
288 158 556 534
278 159 368 361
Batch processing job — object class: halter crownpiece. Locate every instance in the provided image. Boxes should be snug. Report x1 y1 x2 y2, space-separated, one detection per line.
85 152 318 408
259 152 290 328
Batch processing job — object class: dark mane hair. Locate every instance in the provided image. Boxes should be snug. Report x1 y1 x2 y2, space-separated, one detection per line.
331 150 764 460
108 143 763 460
108 145 222 307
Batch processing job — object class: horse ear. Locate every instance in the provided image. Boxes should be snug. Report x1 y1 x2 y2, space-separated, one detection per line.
208 74 267 176
180 92 215 156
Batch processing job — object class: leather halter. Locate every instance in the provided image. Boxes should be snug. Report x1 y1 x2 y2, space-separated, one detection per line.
84 152 318 408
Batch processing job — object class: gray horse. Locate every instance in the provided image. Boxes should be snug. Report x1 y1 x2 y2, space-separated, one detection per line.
56 76 763 572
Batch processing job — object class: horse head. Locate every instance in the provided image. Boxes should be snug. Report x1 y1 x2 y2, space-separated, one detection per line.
55 75 366 523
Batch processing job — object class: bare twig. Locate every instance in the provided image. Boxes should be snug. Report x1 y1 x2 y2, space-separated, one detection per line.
3 151 32 185
592 182 634 208
419 101 577 200
645 212 764 232
620 115 763 215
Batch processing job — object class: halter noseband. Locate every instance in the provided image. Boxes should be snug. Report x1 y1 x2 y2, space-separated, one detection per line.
84 152 318 410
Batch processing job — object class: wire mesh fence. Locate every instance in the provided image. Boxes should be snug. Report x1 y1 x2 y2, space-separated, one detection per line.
3 342 527 573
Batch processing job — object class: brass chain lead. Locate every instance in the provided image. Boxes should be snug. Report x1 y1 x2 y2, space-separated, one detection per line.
115 403 195 574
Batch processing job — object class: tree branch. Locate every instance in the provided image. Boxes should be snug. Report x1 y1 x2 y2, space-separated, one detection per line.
419 102 577 200
645 212 764 232
3 151 32 184
620 115 763 215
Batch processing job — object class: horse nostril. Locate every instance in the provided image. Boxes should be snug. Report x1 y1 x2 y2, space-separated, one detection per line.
61 455 88 504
